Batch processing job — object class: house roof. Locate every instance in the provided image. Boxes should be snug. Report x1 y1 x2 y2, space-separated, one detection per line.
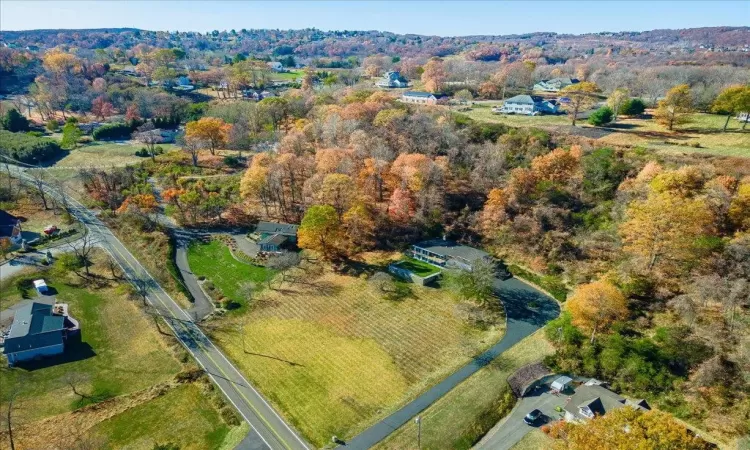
255 221 298 236
504 95 544 105
413 240 490 263
563 384 643 420
403 91 435 99
3 302 65 354
259 233 288 246
0 209 19 237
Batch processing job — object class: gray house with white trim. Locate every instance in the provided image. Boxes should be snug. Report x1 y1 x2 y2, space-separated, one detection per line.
494 95 559 115
376 71 409 89
534 77 579 92
255 221 298 253
2 302 79 366
401 91 438 105
411 239 492 271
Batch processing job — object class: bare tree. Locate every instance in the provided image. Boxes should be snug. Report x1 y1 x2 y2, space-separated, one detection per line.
182 137 206 167
68 233 98 276
369 271 397 294
133 122 164 162
266 251 301 287
64 372 92 404
106 255 122 280
28 168 49 210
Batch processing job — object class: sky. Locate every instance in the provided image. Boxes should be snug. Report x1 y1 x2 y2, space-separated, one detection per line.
1 1 748 36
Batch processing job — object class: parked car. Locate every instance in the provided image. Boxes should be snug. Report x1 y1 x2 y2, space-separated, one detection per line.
523 409 543 425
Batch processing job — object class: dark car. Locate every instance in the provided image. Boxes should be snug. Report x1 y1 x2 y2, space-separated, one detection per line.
523 409 543 425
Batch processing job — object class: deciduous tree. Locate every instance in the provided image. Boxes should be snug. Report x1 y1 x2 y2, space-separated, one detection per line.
654 84 693 131
567 280 627 343
421 57 446 93
297 205 343 259
185 117 229 155
712 85 750 131
560 81 601 126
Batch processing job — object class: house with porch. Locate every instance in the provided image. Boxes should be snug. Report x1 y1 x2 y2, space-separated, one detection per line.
2 301 80 366
376 71 409 89
254 221 299 253
410 239 492 271
0 209 23 246
493 95 559 115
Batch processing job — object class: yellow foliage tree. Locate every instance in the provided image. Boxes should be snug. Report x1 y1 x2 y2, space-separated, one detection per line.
561 407 712 450
567 280 628 343
620 191 714 277
185 117 230 155
530 146 582 184
421 58 446 93
728 181 750 231
560 81 601 126
654 84 694 131
317 173 357 217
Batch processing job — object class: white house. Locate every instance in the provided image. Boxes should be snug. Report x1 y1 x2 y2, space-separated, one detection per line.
401 91 438 105
493 95 559 115
534 77 579 92
267 61 284 72
376 71 409 89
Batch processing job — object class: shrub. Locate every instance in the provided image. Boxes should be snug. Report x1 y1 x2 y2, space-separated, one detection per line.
92 122 131 140
619 98 646 116
588 106 614 126
223 156 240 167
0 130 62 163
26 131 44 137
78 136 93 144
1 109 30 132
46 119 60 132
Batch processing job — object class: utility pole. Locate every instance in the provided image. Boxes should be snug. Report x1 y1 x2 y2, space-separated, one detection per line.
415 415 421 449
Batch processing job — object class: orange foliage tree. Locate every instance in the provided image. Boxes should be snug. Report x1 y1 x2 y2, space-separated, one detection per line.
566 280 628 343
185 117 230 155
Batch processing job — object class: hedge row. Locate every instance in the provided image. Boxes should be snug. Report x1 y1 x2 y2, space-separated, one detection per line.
0 130 63 164
92 122 132 140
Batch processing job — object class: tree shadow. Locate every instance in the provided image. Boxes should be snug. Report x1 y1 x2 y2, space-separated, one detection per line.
243 350 305 367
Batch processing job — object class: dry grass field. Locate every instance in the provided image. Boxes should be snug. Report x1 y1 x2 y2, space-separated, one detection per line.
210 261 505 447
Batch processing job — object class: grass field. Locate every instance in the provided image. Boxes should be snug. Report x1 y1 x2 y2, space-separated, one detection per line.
509 429 554 450
88 383 233 450
53 141 179 168
210 262 504 447
270 70 302 81
0 265 245 448
461 104 750 158
187 240 273 311
0 273 182 423
399 257 441 277
375 331 554 450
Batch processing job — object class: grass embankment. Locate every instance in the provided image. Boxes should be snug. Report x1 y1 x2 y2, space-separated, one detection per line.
0 265 244 448
375 332 554 450
209 260 504 447
509 429 555 450
398 257 441 277
186 240 273 312
507 264 568 302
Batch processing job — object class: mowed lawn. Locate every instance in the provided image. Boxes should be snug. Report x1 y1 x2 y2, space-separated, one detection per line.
211 265 504 447
0 274 181 423
187 240 273 311
399 257 441 277
52 141 179 168
375 332 554 450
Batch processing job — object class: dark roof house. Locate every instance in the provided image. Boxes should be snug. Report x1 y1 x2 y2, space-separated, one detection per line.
563 383 650 422
255 221 299 253
401 91 438 105
0 209 22 244
3 302 65 365
376 71 409 89
411 239 491 271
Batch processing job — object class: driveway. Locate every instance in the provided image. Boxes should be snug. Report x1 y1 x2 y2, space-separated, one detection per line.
341 276 560 449
476 386 567 450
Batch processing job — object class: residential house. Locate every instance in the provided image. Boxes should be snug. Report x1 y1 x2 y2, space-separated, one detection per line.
534 77 580 92
0 210 23 245
267 61 284 72
411 239 492 271
376 71 409 89
401 91 438 105
2 301 79 366
493 95 559 115
563 382 650 422
255 221 299 253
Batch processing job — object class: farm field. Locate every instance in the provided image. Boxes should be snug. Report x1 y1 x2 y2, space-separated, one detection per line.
375 331 554 450
209 260 505 447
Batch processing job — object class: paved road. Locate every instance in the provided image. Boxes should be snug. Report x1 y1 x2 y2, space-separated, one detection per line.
8 165 309 450
342 277 560 449
475 387 566 450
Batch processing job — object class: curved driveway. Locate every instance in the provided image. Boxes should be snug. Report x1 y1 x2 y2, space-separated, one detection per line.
342 276 560 449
